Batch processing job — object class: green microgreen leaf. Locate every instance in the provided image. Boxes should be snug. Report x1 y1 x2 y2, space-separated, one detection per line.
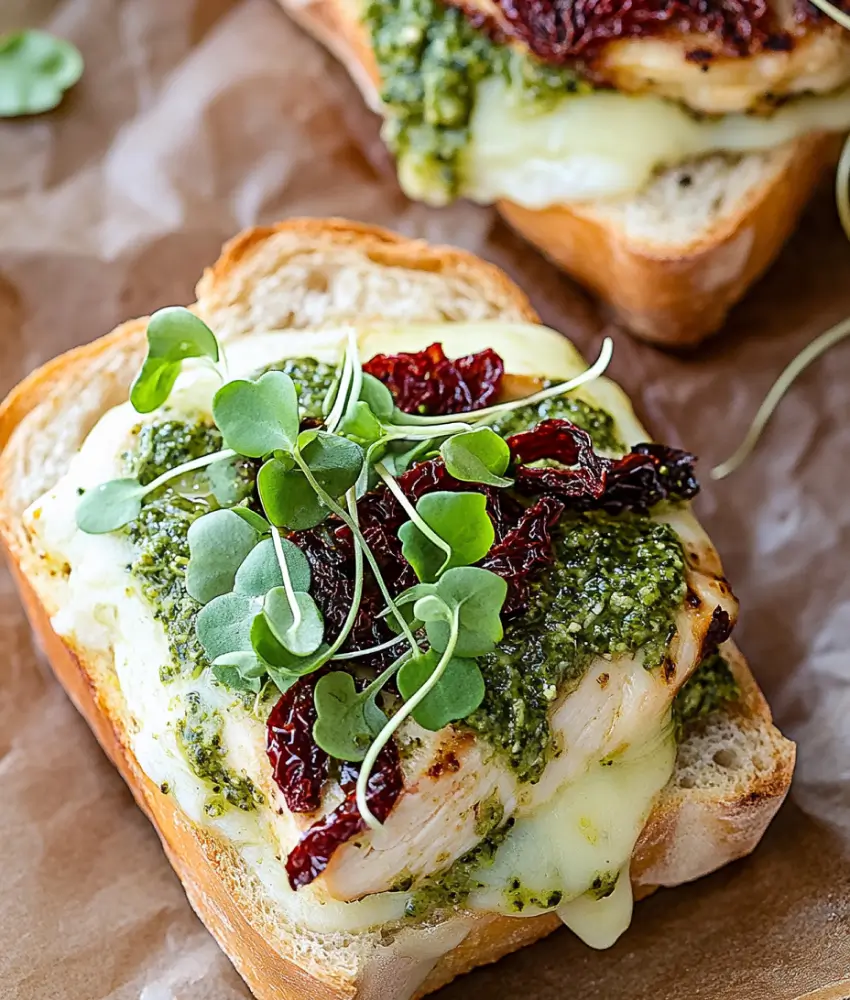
250 613 329 676
207 456 252 507
414 566 507 657
301 432 364 497
185 509 262 605
397 650 485 730
441 427 513 488
312 670 389 761
258 458 328 530
75 448 235 535
146 307 219 364
398 491 494 583
212 650 268 678
229 507 271 534
213 371 300 458
263 587 324 657
130 308 220 414
266 666 301 694
196 592 258 662
0 30 83 117
211 664 262 693
75 478 144 534
234 537 309 596
359 373 394 420
382 583 434 634
338 401 384 446
129 359 182 415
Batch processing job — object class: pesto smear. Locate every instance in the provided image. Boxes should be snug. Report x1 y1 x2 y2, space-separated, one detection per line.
365 0 585 202
466 513 687 783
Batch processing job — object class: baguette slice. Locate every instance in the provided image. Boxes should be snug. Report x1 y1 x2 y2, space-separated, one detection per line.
277 0 840 346
0 219 795 1000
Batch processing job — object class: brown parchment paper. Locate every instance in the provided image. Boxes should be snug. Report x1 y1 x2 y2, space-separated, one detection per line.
2 1 850 998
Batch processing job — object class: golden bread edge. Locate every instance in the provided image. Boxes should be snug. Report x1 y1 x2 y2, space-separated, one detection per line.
0 219 794 1000
277 0 840 346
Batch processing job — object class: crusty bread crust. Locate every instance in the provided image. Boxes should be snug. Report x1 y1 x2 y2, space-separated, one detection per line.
0 219 794 1000
497 137 840 347
277 0 841 346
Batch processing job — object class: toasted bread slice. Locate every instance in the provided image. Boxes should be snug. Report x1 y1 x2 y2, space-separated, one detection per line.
276 0 841 347
0 219 794 1000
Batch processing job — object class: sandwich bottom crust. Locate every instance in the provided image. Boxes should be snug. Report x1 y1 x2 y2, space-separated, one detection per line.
497 133 842 347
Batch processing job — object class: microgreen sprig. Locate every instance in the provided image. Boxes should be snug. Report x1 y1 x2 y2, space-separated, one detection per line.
131 308 222 414
75 447 234 534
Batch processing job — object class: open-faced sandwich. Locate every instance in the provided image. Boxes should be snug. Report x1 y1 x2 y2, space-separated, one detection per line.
0 220 795 1000
276 0 850 345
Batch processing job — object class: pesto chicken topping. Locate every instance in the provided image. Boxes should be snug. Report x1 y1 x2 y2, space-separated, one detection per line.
466 513 686 783
365 0 584 200
75 311 719 901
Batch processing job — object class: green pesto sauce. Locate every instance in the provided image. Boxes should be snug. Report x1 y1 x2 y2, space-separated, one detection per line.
365 0 584 201
176 691 264 815
489 390 625 454
672 652 740 741
126 422 228 683
466 513 687 783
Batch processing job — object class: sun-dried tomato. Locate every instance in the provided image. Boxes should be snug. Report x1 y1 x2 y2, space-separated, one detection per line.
266 676 328 814
363 343 504 415
481 495 565 617
505 420 698 513
285 741 404 889
486 0 784 62
597 443 699 514
507 419 608 500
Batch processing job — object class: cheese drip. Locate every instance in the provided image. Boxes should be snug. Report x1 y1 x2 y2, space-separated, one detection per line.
468 723 676 947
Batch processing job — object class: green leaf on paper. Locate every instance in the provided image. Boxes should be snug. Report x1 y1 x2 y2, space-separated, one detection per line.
0 30 83 118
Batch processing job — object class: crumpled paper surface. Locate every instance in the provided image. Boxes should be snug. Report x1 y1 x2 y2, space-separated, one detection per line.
2 1 850 998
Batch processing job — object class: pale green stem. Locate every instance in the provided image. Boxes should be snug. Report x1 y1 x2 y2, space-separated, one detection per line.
326 331 357 433
142 448 235 496
331 633 408 661
837 134 850 241
344 328 364 427
374 460 453 574
293 453 418 650
271 526 302 631
389 337 614 427
711 316 850 480
808 0 850 29
356 608 459 828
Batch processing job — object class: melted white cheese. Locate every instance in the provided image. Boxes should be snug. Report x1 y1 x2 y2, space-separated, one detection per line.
399 78 850 208
26 321 678 947
470 727 675 931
